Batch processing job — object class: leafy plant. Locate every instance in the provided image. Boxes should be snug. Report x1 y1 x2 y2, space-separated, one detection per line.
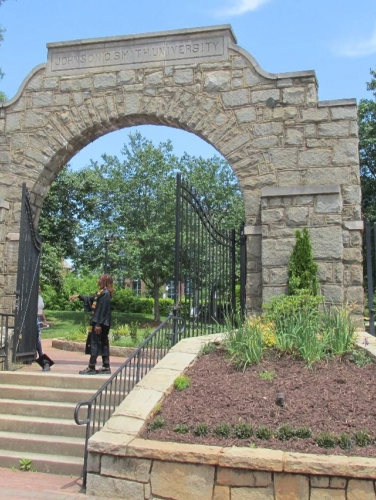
147 416 166 431
129 321 139 343
213 423 232 437
201 342 218 355
315 432 336 448
321 306 356 356
233 422 253 439
153 403 162 415
174 423 190 434
174 375 191 391
275 424 295 441
354 430 372 447
193 423 209 437
255 425 272 440
223 311 263 371
338 433 353 450
350 349 372 367
294 427 312 439
19 458 33 472
258 370 276 381
287 227 319 296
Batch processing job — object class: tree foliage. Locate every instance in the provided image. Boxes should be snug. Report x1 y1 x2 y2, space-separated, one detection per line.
359 68 376 221
287 227 319 296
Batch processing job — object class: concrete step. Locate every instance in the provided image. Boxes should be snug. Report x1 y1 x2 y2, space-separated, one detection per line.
0 448 83 476
0 398 76 419
0 430 85 457
0 414 86 438
0 371 111 390
0 384 99 404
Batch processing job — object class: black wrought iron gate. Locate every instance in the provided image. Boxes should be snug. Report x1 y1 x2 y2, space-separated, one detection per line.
13 183 41 363
174 173 245 337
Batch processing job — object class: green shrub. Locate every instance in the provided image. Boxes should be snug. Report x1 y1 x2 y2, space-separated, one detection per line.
213 423 232 437
294 427 312 439
201 343 218 355
255 425 272 440
233 423 253 439
350 349 372 367
174 376 191 391
315 432 336 448
193 423 209 437
354 430 372 447
275 424 295 441
258 370 276 381
321 306 355 356
287 227 319 296
147 416 166 431
129 321 139 343
174 423 190 434
338 433 353 450
223 311 263 370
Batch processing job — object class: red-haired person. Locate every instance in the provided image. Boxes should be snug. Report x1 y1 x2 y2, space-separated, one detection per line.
70 274 114 375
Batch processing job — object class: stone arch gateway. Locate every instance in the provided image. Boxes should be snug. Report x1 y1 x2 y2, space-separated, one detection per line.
0 25 364 318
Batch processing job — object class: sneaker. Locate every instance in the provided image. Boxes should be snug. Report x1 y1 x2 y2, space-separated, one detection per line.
79 366 97 375
97 366 111 374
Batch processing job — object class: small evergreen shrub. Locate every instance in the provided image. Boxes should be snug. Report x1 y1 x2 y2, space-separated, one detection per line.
129 321 139 343
315 432 336 448
255 425 272 440
287 227 319 296
350 349 372 367
147 416 166 431
338 433 353 450
193 423 209 437
173 423 189 434
354 430 372 447
213 423 232 437
233 423 253 439
174 376 191 391
275 424 295 441
294 427 313 439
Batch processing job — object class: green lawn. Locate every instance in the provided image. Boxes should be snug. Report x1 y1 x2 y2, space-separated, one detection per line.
43 310 159 342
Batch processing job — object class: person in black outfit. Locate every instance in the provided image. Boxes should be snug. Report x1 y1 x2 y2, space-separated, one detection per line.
70 274 114 375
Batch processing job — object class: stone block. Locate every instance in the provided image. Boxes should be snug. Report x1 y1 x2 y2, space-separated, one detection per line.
101 455 151 482
332 139 359 165
311 488 345 499
282 87 305 105
218 446 284 472
316 194 342 213
253 122 283 137
244 68 265 85
217 468 272 487
310 226 342 259
286 206 309 225
285 128 304 145
151 460 215 500
270 148 298 169
310 475 330 488
347 479 376 499
301 108 329 122
234 107 257 123
250 89 280 104
86 473 144 499
118 70 136 84
86 451 100 473
318 121 350 137
113 387 164 420
330 476 347 489
203 71 231 91
213 485 230 500
174 69 194 85
262 238 294 267
153 351 197 371
298 149 332 167
222 89 249 107
274 473 309 500
232 487 275 499
331 106 357 120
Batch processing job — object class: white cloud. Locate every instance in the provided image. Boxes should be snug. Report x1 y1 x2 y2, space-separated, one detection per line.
333 24 376 57
214 0 271 17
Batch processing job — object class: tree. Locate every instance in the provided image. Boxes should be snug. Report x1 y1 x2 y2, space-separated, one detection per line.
38 166 102 289
287 227 319 296
359 68 376 221
73 132 245 320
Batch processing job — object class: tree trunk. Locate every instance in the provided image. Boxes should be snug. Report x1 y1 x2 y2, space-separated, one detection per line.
154 284 160 321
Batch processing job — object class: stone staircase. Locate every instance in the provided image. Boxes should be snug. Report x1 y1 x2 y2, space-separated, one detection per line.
0 370 107 476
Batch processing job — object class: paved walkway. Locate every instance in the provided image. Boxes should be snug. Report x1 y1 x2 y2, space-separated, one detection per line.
3 339 128 498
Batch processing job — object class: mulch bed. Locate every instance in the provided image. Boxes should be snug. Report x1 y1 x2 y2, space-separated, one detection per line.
141 347 376 457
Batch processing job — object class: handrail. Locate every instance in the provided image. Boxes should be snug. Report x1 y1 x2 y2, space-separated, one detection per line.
74 310 185 486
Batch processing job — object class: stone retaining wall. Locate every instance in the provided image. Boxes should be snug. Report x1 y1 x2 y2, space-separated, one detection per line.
86 333 376 500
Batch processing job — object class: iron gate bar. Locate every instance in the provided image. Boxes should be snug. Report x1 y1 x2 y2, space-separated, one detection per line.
14 183 42 363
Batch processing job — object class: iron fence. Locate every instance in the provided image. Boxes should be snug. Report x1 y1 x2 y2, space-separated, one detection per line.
365 220 375 336
74 310 184 486
0 314 14 371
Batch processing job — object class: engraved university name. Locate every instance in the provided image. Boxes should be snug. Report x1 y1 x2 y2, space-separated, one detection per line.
50 37 224 71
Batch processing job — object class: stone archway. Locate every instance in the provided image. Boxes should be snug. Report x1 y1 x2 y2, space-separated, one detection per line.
0 25 363 318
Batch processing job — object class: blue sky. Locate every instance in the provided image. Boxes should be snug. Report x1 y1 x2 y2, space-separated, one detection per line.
1 0 375 169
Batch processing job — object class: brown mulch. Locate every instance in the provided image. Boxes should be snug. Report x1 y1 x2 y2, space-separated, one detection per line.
141 347 376 457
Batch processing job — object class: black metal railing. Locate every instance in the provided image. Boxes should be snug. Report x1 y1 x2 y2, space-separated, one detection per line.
0 314 14 371
365 220 375 336
74 310 185 486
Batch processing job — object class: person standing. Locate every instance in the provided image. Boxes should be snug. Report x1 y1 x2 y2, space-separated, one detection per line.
70 274 114 375
36 285 53 371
